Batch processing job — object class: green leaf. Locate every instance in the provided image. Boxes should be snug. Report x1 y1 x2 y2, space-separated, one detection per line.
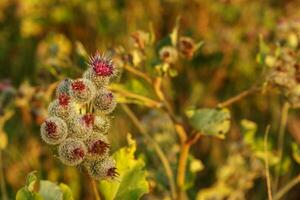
25 171 38 192
16 188 43 200
59 183 74 200
39 181 63 200
16 171 74 200
99 134 149 200
186 108 231 139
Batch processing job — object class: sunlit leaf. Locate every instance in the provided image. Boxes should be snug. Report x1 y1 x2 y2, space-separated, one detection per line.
99 134 149 200
16 171 74 200
16 188 43 200
186 108 231 139
59 183 74 200
39 181 63 200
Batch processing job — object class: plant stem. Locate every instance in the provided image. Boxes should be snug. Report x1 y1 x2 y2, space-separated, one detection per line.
90 178 101 200
124 64 152 84
176 143 190 200
273 173 300 200
121 104 177 199
109 84 161 108
264 125 273 200
176 133 201 200
217 86 261 108
0 151 8 200
274 102 290 192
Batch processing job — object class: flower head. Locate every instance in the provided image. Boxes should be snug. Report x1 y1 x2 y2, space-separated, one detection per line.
40 116 68 145
48 98 75 121
58 138 87 166
159 46 178 64
69 78 96 103
56 78 73 97
58 93 71 107
85 133 110 159
93 89 116 114
89 53 115 77
93 116 111 134
83 68 109 89
178 36 196 59
68 115 94 140
84 156 118 180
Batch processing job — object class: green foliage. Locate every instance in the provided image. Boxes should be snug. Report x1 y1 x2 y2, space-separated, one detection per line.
186 108 231 139
99 134 149 200
16 172 74 200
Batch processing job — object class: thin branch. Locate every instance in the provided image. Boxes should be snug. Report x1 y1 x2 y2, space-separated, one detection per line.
153 77 187 142
275 102 290 191
274 173 300 200
121 104 177 199
217 86 261 108
123 64 152 84
109 84 162 108
264 125 273 200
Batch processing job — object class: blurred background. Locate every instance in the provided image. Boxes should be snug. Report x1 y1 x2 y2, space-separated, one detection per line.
1 0 300 199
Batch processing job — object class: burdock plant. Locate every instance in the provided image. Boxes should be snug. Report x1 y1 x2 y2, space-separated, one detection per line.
40 52 118 199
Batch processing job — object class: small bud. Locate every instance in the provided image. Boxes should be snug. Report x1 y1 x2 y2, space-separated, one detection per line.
93 116 111 134
93 89 116 115
85 133 110 159
89 53 117 78
178 36 196 59
48 94 75 121
69 78 96 104
159 46 178 64
56 78 73 97
40 116 68 145
68 114 94 140
58 138 87 166
83 68 109 89
85 157 118 180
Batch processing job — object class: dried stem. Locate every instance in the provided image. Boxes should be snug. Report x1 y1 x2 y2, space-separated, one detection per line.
176 143 190 200
264 125 273 200
274 102 290 192
273 173 300 200
218 86 261 108
121 104 177 199
109 84 161 108
90 178 101 200
123 64 152 84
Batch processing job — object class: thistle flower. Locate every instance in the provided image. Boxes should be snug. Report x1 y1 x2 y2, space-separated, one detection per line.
40 116 68 145
48 93 75 121
68 114 94 140
56 78 73 97
88 53 117 78
69 78 96 104
93 89 116 114
84 157 118 180
85 133 110 159
83 68 109 89
178 36 196 59
58 138 87 166
93 115 111 134
159 46 178 64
